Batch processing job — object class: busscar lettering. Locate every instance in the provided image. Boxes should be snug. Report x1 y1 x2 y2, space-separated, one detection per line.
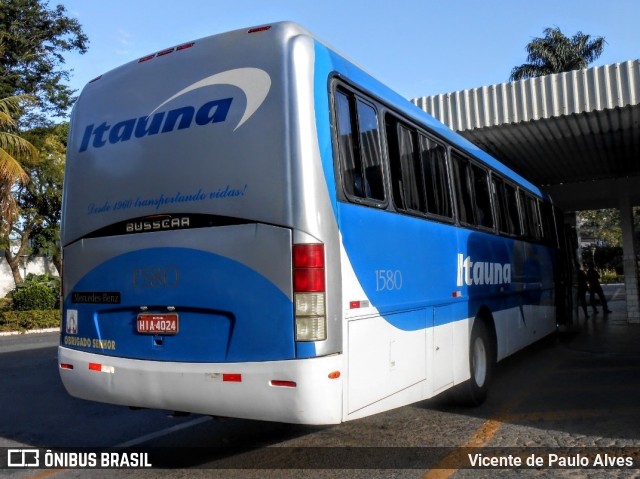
78 97 233 152
126 216 190 233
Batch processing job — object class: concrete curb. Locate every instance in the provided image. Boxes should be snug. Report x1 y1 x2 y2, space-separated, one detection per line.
0 327 59 337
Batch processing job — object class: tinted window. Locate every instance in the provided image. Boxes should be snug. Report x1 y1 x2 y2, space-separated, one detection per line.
451 153 475 225
493 177 509 234
357 100 385 201
334 89 385 203
518 190 529 237
335 91 360 197
420 135 453 219
526 195 543 240
518 190 542 240
388 118 424 213
540 201 556 245
503 182 521 235
471 164 494 229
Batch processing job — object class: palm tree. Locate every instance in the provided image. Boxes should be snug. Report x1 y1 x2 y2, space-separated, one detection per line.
510 27 605 81
0 94 38 233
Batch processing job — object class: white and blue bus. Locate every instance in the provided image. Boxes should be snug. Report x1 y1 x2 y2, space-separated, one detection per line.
59 22 558 425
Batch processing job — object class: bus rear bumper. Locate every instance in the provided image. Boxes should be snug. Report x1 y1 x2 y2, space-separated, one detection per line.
58 347 343 425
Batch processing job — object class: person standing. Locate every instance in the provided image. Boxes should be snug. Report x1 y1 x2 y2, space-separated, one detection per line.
586 264 612 314
577 266 589 318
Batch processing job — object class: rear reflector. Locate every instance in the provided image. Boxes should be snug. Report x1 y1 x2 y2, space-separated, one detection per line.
222 373 242 382
88 363 114 374
270 380 296 388
60 363 74 370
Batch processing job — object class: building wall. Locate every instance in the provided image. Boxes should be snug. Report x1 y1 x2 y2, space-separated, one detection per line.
0 256 59 297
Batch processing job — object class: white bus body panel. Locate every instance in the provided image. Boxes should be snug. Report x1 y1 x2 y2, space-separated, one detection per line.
59 347 344 425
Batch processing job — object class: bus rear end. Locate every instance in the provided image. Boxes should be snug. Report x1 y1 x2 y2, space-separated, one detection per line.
58 23 342 424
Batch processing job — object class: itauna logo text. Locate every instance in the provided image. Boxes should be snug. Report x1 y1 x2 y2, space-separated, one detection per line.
456 254 512 287
78 98 232 152
77 67 272 153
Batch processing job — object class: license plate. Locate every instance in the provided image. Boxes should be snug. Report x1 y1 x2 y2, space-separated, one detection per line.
136 313 179 335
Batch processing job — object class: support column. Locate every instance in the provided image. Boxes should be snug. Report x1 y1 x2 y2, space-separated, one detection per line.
618 180 640 323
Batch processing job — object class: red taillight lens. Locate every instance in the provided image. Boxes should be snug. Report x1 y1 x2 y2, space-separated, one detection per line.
293 244 325 293
293 244 324 269
294 268 325 292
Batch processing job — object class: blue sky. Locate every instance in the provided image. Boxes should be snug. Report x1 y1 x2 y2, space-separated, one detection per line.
59 0 640 102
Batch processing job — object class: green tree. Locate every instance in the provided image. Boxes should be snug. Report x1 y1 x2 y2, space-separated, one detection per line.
0 94 38 234
4 123 64 285
510 27 605 81
0 0 88 124
579 209 621 247
21 123 65 273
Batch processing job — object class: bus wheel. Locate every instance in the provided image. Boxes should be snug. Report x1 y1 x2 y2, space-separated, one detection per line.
451 320 493 406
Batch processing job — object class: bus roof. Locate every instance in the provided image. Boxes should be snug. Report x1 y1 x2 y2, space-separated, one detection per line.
63 22 549 246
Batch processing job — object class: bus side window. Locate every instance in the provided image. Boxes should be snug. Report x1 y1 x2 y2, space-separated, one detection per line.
333 89 386 204
335 91 362 197
493 177 509 234
387 117 424 213
526 195 543 240
451 152 475 226
355 99 385 201
519 190 541 241
505 183 521 236
471 164 494 229
386 118 404 209
420 135 453 219
539 200 556 245
517 190 528 238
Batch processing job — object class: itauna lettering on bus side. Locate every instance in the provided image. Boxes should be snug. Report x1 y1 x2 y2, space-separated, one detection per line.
456 253 512 287
78 97 233 152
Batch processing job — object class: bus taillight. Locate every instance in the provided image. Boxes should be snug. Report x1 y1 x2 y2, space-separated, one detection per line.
293 244 326 341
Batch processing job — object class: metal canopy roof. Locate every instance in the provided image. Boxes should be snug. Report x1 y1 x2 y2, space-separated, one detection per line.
412 59 640 211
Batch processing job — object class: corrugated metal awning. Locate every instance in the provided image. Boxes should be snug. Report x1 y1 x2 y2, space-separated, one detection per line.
411 60 640 209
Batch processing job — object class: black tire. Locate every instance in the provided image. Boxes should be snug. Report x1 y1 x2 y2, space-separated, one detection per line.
450 319 493 406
